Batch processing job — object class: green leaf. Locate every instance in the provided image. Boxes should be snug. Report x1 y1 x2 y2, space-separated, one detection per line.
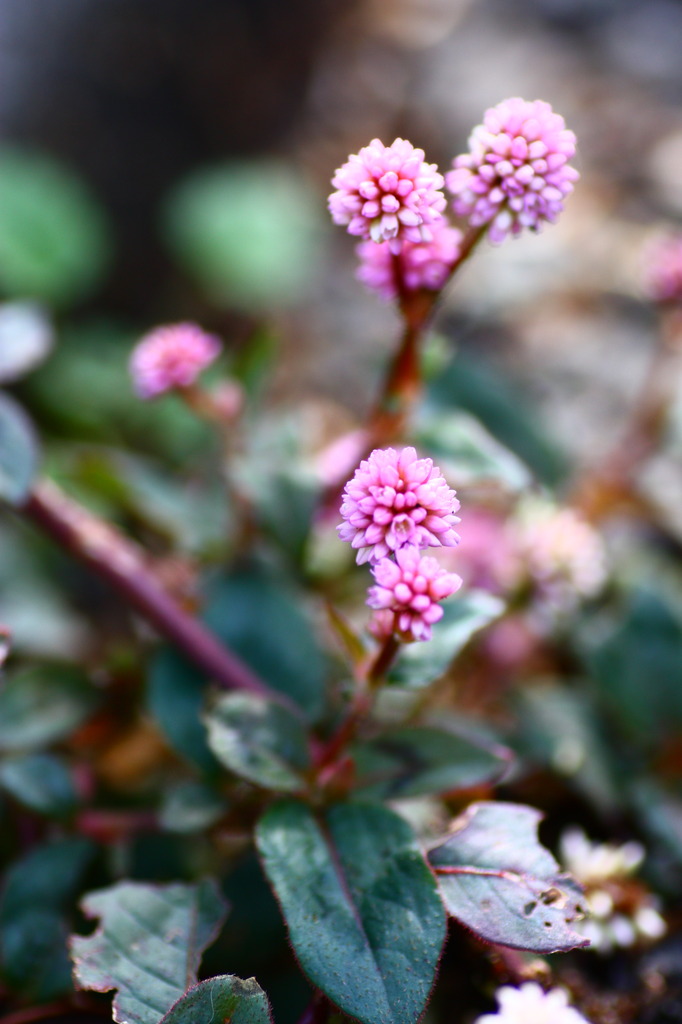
416 408 532 492
234 411 320 562
429 801 588 953
0 302 53 383
203 565 326 718
159 780 226 834
352 725 513 800
0 664 98 752
389 591 504 688
147 649 219 772
71 880 229 1024
0 752 76 816
163 161 325 312
0 837 95 999
514 684 621 813
0 391 39 505
0 147 110 306
160 975 272 1024
428 353 567 485
256 800 446 1024
583 589 682 747
205 693 310 792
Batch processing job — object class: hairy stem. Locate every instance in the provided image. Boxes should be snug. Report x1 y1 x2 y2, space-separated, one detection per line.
20 479 294 710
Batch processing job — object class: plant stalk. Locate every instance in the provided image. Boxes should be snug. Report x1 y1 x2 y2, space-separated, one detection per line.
20 479 292 709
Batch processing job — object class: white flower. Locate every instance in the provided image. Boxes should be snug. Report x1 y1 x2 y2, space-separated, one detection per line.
475 983 590 1024
560 828 666 954
560 828 643 884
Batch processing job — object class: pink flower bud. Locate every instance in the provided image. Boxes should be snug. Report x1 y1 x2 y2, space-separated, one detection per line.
329 138 446 252
367 545 462 643
447 98 579 243
129 323 222 399
338 446 460 565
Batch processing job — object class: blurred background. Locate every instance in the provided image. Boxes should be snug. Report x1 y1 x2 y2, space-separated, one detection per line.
1 0 682 416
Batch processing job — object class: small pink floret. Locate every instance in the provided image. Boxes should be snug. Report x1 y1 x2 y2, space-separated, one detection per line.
642 233 682 305
446 98 579 243
328 138 446 250
338 446 461 565
367 545 462 643
130 323 222 399
356 221 463 301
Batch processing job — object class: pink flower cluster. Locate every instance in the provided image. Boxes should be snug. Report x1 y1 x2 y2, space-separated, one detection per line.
355 222 463 301
338 447 462 643
130 323 222 399
367 546 462 643
328 138 446 252
642 233 682 304
338 446 460 565
446 98 579 243
329 101 578 300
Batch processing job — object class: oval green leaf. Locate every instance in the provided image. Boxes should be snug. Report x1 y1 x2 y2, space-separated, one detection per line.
0 664 98 752
204 692 310 792
160 975 272 1024
429 801 589 953
0 391 40 506
203 565 327 719
389 591 504 688
0 302 53 383
163 160 324 312
0 147 110 307
352 725 513 800
256 800 446 1024
0 752 76 816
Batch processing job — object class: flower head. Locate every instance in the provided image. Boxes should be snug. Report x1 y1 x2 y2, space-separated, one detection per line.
367 545 462 642
329 138 446 252
514 501 606 603
130 323 222 399
642 232 682 304
338 446 460 564
356 221 463 301
475 984 590 1024
447 98 579 243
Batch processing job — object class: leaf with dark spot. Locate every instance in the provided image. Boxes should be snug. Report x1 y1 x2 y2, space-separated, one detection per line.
429 801 588 953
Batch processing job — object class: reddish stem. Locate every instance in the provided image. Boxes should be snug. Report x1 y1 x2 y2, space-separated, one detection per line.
317 223 487 510
313 633 399 772
20 479 296 712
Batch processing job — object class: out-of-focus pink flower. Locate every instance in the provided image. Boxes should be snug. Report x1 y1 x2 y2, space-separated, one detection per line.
367 545 462 642
444 506 522 593
447 98 579 243
475 983 591 1024
328 138 446 252
642 233 682 304
355 221 463 301
338 446 460 564
130 323 222 399
515 503 606 601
